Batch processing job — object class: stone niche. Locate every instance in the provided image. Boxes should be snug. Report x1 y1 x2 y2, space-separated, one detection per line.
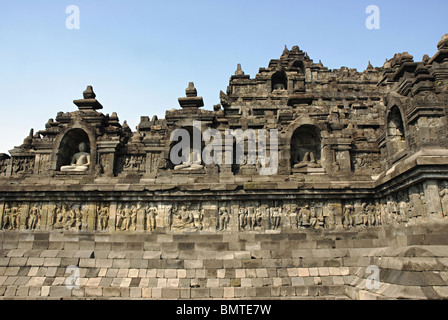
56 128 91 172
290 125 322 170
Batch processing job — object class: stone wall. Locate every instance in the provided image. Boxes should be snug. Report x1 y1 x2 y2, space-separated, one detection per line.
1 36 448 300
0 222 447 300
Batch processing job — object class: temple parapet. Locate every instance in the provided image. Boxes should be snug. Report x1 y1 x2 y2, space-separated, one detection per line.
1 35 448 232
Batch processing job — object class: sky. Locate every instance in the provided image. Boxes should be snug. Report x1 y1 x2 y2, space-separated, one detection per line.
0 0 447 154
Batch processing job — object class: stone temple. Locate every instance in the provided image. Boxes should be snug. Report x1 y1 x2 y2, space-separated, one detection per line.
0 35 448 300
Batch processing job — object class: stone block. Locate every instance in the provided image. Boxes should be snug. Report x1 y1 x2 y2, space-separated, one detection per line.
4 267 20 276
85 287 103 297
206 278 220 288
79 258 95 268
129 287 142 298
4 285 17 297
43 258 62 267
7 249 28 258
210 287 224 298
190 288 208 299
223 287 234 298
49 286 72 298
184 260 203 269
141 287 152 298
112 259 131 269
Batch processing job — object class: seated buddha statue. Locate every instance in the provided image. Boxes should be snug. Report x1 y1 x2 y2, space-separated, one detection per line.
61 142 91 172
174 148 203 171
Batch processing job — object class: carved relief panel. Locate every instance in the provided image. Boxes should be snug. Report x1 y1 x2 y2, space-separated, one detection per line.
116 155 146 174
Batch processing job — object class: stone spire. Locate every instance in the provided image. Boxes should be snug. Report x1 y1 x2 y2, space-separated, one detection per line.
83 85 96 99
235 64 245 76
231 64 250 80
281 45 289 58
74 85 103 111
185 82 197 97
178 82 204 109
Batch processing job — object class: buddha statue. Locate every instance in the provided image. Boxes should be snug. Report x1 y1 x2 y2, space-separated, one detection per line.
174 148 203 171
61 142 91 172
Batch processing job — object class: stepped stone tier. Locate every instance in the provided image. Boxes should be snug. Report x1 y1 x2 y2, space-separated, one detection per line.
1 35 448 300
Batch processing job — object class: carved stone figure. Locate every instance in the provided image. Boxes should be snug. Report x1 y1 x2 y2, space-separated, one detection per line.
255 208 263 229
60 204 83 231
217 207 230 231
116 203 134 231
61 142 91 172
398 201 409 223
270 205 282 230
1 203 11 230
247 206 257 230
54 204 67 229
171 205 196 230
238 207 247 230
97 204 109 231
310 209 318 229
439 187 448 217
366 203 376 227
12 158 34 175
146 206 158 231
48 205 58 229
343 204 354 228
27 205 41 230
129 204 138 231
0 158 9 176
297 204 311 228
174 148 204 171
116 204 126 231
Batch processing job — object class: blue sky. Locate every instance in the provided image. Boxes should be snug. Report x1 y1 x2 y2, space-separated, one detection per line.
0 0 447 154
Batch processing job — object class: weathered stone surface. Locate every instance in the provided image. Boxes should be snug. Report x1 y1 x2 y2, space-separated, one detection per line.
0 37 448 301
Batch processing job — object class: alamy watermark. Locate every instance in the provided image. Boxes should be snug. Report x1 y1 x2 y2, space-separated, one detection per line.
366 265 381 290
169 121 279 175
65 265 80 290
365 5 380 30
66 5 80 30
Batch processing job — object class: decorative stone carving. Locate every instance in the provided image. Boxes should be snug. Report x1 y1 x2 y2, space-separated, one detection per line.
439 186 448 218
171 205 203 231
60 142 91 172
117 155 146 173
0 156 9 176
12 157 34 175
217 207 230 231
145 205 158 231
116 203 138 231
1 39 448 241
173 149 204 171
269 204 282 230
26 204 41 230
1 203 21 230
297 204 311 229
97 203 110 231
343 204 354 228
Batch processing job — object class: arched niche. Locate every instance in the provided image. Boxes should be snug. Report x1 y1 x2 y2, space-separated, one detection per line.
387 106 407 155
272 71 288 91
56 128 91 171
169 126 205 170
291 60 305 74
290 125 322 168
